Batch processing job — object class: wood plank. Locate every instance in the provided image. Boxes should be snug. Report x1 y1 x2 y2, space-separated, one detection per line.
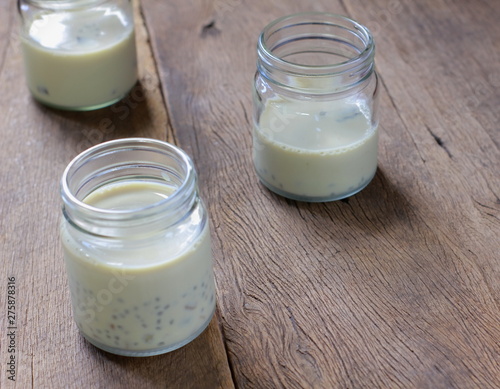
142 0 500 387
0 1 233 388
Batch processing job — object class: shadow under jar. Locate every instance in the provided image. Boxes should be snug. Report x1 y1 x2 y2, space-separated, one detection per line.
18 0 138 111
60 138 216 357
253 12 380 202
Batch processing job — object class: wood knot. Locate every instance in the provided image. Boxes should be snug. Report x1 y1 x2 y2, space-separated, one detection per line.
201 19 220 37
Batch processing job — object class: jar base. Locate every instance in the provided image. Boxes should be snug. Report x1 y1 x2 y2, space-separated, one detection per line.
78 307 215 357
30 88 135 112
258 173 376 202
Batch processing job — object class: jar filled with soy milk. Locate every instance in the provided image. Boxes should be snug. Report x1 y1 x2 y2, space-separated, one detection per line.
60 138 216 356
18 0 138 110
253 13 379 202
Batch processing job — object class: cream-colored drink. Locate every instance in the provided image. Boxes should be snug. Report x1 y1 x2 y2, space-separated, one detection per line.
61 181 215 354
21 5 137 110
253 98 378 201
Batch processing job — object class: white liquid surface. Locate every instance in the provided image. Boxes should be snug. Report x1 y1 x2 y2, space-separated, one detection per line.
61 181 215 355
253 99 378 201
21 6 137 109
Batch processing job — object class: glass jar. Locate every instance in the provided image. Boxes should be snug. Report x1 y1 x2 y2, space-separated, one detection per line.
60 138 216 357
18 0 138 111
253 12 379 202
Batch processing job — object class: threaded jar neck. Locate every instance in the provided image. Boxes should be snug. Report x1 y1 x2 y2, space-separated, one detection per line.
257 12 375 95
61 138 198 238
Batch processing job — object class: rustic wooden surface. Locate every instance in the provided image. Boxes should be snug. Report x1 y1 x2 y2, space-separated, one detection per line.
1 0 499 388
0 1 233 388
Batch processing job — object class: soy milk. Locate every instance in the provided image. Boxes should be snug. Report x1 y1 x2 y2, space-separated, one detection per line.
254 99 378 201
61 181 216 355
20 5 137 110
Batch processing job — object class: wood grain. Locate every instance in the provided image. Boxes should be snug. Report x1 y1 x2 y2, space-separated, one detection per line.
142 0 500 388
0 1 233 388
1 0 498 387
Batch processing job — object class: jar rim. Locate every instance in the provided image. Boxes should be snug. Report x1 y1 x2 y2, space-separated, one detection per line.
258 12 374 75
61 138 196 220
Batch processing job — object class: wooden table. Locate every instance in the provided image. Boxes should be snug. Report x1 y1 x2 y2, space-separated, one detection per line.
1 0 499 387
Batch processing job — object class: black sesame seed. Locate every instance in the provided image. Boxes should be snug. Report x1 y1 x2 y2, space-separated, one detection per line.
155 297 160 302
163 304 170 310
157 311 163 316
